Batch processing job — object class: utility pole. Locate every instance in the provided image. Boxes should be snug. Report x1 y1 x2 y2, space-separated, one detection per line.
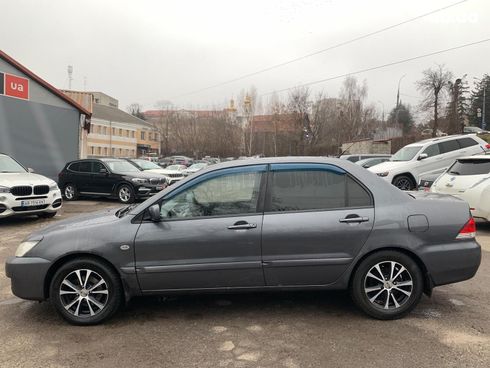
483 87 487 130
67 65 73 89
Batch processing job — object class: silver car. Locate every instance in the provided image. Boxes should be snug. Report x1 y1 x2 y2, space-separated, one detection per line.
6 157 481 324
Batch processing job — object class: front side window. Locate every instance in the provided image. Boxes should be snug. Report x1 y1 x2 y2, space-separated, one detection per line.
78 161 92 173
267 167 372 212
422 144 440 158
391 146 422 161
159 170 263 219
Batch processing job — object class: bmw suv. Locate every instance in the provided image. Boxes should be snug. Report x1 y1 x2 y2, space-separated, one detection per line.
58 158 167 203
0 153 62 218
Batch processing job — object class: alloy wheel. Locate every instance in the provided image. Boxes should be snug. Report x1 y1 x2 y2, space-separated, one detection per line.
119 187 131 202
64 185 75 199
364 261 413 310
59 269 109 317
395 178 412 191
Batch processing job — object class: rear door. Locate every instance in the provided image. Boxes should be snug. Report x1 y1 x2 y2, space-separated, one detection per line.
261 163 375 286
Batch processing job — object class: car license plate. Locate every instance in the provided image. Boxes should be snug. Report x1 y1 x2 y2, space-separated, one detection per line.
21 199 46 207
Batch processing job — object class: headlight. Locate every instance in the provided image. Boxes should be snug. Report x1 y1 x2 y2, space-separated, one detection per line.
376 172 389 177
132 178 149 184
15 240 41 257
0 186 10 193
49 183 59 191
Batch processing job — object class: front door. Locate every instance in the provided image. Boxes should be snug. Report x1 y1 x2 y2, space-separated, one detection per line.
261 163 375 286
88 161 114 194
134 165 267 291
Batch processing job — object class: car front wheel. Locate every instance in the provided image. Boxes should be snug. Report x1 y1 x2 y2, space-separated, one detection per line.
63 184 78 201
350 250 423 320
118 184 135 204
49 258 123 325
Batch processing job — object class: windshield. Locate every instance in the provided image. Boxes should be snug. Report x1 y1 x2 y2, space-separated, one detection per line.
189 163 207 170
133 160 161 170
105 161 141 173
448 159 490 176
391 146 422 161
167 165 184 171
0 155 27 173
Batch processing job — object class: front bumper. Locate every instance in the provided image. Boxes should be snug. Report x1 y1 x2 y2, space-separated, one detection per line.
5 256 52 301
0 190 62 218
419 240 481 287
135 184 166 198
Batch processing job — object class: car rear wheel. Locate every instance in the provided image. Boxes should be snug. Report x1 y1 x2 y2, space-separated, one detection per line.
49 258 123 325
392 175 415 191
63 184 78 201
350 250 423 320
117 184 135 204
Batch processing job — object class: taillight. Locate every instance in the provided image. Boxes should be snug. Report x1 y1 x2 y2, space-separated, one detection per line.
485 144 490 150
456 217 476 240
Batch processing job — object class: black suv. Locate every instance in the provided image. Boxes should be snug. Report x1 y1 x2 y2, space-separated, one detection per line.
58 158 167 203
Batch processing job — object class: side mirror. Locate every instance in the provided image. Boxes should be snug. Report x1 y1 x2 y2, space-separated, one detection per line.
99 168 108 174
148 204 161 222
418 153 428 161
27 167 35 173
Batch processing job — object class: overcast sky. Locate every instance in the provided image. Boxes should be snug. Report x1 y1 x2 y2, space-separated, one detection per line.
1 0 489 122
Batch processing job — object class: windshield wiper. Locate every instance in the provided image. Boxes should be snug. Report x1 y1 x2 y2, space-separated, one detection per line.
449 171 460 175
116 204 135 218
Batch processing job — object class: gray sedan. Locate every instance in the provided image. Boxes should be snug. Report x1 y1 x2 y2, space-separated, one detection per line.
5 157 481 324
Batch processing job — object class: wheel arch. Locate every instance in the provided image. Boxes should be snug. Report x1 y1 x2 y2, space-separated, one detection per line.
348 247 433 296
43 253 126 300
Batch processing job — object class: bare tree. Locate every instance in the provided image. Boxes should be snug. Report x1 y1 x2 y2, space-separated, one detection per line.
127 103 146 120
417 64 453 137
288 87 311 155
153 100 173 155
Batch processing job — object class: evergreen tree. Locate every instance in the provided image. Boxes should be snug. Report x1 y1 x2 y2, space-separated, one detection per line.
469 75 490 128
446 76 469 134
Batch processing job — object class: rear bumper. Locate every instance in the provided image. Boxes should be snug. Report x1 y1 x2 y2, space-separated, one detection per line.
419 240 481 287
5 256 51 301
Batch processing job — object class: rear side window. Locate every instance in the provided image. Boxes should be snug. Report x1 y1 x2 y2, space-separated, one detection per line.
78 161 92 173
457 137 479 148
68 162 80 172
438 140 460 153
449 159 490 176
267 168 372 212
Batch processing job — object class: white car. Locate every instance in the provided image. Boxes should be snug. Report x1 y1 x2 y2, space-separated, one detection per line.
0 153 62 219
431 155 490 221
182 163 208 176
126 159 184 185
369 135 489 190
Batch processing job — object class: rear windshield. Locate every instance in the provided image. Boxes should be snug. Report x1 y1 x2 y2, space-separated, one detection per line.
448 159 490 176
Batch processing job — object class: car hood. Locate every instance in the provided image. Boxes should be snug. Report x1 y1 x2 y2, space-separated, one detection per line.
368 161 410 173
144 169 182 175
28 207 121 238
0 172 55 185
118 171 164 179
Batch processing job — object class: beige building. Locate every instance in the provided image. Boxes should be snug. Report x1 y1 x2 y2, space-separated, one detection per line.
61 90 160 158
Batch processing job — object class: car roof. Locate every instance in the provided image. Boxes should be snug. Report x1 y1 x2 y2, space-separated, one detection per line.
410 134 472 146
457 155 490 160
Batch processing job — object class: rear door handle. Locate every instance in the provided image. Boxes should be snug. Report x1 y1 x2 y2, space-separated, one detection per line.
339 216 369 223
227 222 257 230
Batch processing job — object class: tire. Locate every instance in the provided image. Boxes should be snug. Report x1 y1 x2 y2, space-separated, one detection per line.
38 212 56 219
117 184 135 204
49 257 123 325
350 250 424 320
392 175 415 191
63 184 78 201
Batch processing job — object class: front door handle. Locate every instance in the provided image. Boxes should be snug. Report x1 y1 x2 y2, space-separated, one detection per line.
339 216 369 223
227 221 257 230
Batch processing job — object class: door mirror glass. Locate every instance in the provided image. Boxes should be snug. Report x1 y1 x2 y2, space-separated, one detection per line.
418 153 428 161
99 168 108 174
148 204 162 222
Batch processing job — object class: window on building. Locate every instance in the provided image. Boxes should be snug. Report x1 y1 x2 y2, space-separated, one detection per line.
90 146 95 155
119 129 123 136
112 127 116 135
111 148 115 156
131 131 135 138
104 147 108 156
141 131 146 140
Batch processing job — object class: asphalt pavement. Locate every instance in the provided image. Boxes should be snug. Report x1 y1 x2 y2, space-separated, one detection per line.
0 200 489 368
